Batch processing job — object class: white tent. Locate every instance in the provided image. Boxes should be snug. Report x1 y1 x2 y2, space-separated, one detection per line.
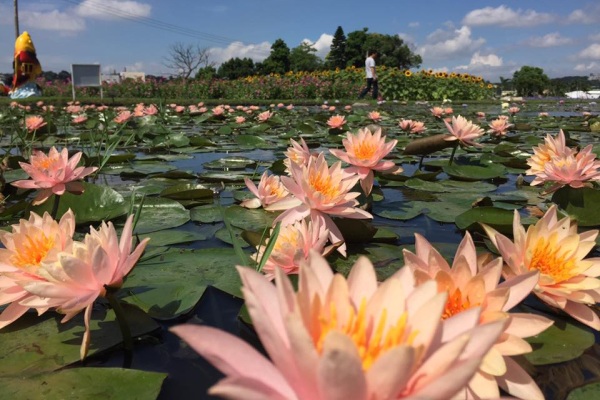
565 90 600 99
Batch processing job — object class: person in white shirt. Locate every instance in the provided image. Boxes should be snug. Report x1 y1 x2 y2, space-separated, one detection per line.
358 50 378 99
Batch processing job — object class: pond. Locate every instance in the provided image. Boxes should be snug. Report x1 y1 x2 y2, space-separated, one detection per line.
1 100 600 399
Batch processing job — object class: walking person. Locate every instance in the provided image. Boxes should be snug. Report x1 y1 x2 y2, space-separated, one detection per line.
358 50 378 100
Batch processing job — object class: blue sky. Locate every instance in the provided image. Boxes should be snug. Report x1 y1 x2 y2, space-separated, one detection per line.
1 0 599 82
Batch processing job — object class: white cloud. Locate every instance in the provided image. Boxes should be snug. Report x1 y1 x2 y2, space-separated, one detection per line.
524 33 572 48
75 0 151 20
590 33 600 42
302 33 333 58
22 10 86 32
579 44 600 59
567 5 600 24
418 26 485 61
454 52 509 80
471 52 503 67
462 5 554 27
209 41 272 65
574 62 600 72
408 22 420 28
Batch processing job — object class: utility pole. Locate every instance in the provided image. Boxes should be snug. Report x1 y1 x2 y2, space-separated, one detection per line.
14 0 19 39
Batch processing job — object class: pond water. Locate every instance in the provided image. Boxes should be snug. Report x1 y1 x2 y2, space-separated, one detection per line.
2 100 600 399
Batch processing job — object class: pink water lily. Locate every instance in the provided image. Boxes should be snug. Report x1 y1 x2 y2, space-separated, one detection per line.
403 232 552 399
330 126 402 195
266 152 371 256
240 171 290 209
17 214 149 358
257 110 274 122
173 252 506 400
12 147 98 205
283 137 315 173
113 110 132 124
444 115 485 147
25 115 47 132
367 110 381 122
326 114 346 129
0 210 75 329
431 106 445 118
526 130 573 177
253 219 331 279
484 205 600 330
488 118 513 137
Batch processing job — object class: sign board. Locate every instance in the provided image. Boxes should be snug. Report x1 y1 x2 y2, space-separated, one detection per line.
71 64 103 100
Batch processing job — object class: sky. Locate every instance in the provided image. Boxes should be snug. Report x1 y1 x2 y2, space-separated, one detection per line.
0 0 599 82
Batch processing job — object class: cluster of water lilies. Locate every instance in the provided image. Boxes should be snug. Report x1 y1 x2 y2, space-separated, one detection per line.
1 98 600 398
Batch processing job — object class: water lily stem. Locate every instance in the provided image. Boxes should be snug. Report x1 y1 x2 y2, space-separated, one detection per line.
50 194 61 219
448 144 458 165
105 286 133 357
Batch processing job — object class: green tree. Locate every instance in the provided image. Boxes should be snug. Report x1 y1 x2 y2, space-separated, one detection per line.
512 66 550 97
217 57 256 79
260 38 291 74
345 28 421 69
326 26 347 69
195 65 217 80
290 42 322 72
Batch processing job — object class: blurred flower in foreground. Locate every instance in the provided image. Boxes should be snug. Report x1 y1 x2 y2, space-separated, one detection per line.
173 252 506 400
19 214 149 358
253 219 331 279
330 126 402 195
25 115 47 132
484 205 600 330
0 210 75 328
240 171 290 209
12 147 98 205
404 232 551 400
444 115 485 147
267 153 371 256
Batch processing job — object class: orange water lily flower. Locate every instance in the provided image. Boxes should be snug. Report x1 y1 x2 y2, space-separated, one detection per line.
488 118 513 137
266 152 371 256
526 130 573 177
326 114 346 129
430 106 445 118
12 147 98 205
367 110 381 122
0 210 75 329
18 214 149 359
113 110 132 124
257 110 274 122
253 219 331 279
330 127 402 195
484 205 600 330
240 171 290 209
398 119 414 132
283 137 317 173
403 232 552 400
25 115 47 132
444 115 485 147
173 252 506 400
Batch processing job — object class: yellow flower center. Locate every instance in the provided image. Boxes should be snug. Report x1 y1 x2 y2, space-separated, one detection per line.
309 170 340 200
315 299 417 370
33 156 58 170
353 141 377 160
11 231 55 273
442 288 473 319
529 236 576 283
273 227 300 253
266 180 287 199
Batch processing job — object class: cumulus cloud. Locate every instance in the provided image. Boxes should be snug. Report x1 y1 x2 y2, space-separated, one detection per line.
462 5 554 27
567 5 600 24
524 33 573 48
209 41 272 65
574 62 600 72
418 26 485 61
302 33 333 59
75 0 151 20
453 52 509 80
22 10 86 32
579 44 600 60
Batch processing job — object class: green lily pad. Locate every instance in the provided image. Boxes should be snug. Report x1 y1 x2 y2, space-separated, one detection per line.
567 381 600 399
190 204 224 223
455 206 536 234
32 182 129 224
139 229 208 246
0 367 166 399
121 247 243 318
404 178 497 193
443 162 507 181
160 183 214 200
223 205 277 231
551 186 600 227
525 318 595 366
235 135 268 147
0 303 159 377
132 197 190 234
203 156 257 170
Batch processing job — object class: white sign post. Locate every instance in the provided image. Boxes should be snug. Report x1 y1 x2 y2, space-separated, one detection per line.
71 64 103 101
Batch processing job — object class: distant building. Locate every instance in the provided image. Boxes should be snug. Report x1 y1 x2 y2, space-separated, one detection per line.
120 71 146 81
102 74 120 84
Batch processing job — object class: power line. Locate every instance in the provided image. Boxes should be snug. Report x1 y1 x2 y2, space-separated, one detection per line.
60 0 248 46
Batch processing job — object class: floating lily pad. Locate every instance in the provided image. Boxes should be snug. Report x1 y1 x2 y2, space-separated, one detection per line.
132 197 190 234
551 186 600 227
190 204 224 223
160 183 214 200
443 162 507 181
567 381 600 399
203 156 257 170
139 229 208 246
404 178 497 193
